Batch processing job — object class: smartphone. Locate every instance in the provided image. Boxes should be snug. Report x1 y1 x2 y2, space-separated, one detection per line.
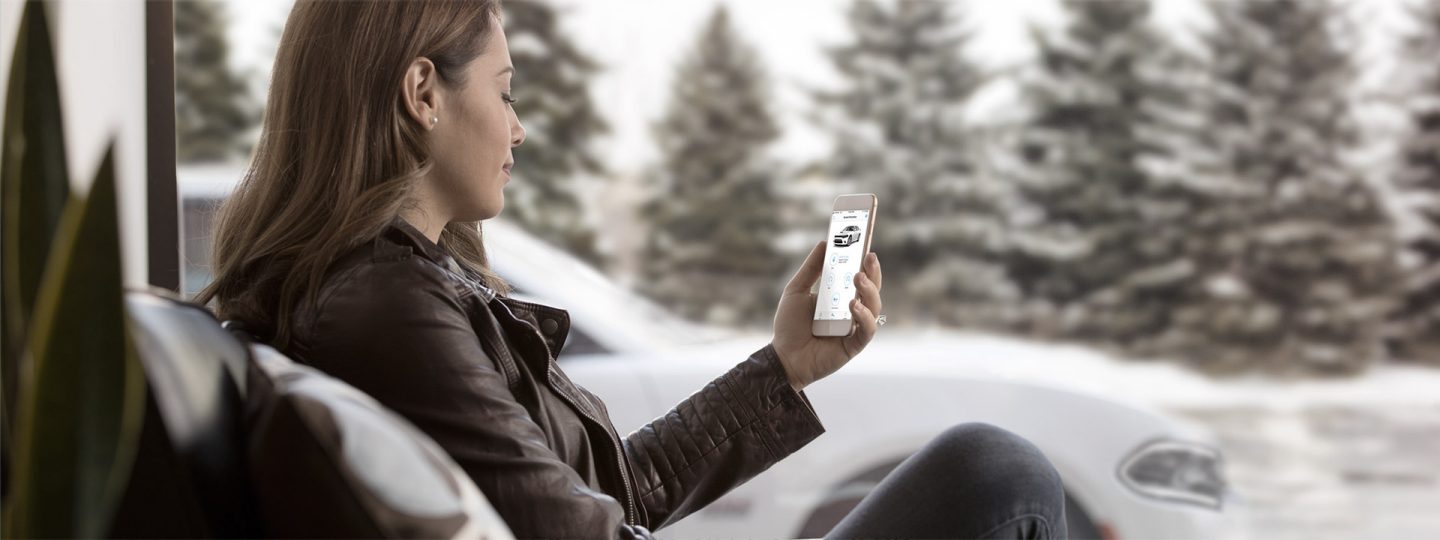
813 193 877 337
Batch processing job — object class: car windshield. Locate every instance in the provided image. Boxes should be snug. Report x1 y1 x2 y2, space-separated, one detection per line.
481 218 735 352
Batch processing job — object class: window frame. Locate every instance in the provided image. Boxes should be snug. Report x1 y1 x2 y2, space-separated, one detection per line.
148 1 180 292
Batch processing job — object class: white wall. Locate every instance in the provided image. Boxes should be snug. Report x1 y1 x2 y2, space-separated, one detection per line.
0 0 150 287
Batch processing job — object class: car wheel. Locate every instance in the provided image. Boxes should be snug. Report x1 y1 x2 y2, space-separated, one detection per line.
1065 492 1105 540
793 460 903 539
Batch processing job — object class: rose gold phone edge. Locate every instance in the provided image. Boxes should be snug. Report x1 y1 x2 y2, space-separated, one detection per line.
812 194 877 337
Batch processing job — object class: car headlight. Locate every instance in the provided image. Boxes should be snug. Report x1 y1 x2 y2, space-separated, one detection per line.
1117 439 1227 510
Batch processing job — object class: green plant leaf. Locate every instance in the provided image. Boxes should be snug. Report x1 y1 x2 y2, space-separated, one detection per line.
5 145 146 538
1 0 72 498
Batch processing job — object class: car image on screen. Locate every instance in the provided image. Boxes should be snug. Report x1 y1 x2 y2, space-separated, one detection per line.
833 225 862 247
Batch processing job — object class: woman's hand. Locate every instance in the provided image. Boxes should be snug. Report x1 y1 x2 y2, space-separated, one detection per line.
771 240 883 392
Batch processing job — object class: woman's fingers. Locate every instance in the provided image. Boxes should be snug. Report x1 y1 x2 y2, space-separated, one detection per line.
785 240 828 296
846 297 878 352
853 269 882 317
865 252 882 290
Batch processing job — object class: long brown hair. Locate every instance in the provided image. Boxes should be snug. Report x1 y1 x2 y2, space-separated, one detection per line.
195 0 513 350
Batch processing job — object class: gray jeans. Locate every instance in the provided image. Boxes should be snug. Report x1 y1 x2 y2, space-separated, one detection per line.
825 423 1068 539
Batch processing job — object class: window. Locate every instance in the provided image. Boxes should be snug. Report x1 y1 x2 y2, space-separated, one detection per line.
559 326 607 358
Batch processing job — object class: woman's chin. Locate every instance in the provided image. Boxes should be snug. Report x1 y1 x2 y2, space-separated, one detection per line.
457 201 503 222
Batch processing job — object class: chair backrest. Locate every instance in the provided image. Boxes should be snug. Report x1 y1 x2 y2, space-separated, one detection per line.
243 343 517 540
119 288 514 540
117 289 261 537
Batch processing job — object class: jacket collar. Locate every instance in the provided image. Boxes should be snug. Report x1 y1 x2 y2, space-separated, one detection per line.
387 216 450 264
386 216 573 365
385 216 498 302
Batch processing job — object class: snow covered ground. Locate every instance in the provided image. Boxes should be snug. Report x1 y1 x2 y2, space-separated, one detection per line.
1081 344 1440 538
994 333 1440 539
1176 403 1440 540
1109 355 1440 540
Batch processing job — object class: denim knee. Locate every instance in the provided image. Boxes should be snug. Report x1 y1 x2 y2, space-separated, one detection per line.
926 423 1067 516
936 423 1060 480
825 423 1068 539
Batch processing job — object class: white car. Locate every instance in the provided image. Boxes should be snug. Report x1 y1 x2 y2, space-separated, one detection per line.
833 225 862 247
480 217 1248 540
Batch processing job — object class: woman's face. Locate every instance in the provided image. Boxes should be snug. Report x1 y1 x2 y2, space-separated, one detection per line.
429 20 525 222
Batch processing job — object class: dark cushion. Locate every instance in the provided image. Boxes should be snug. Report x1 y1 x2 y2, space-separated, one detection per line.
119 290 262 537
245 343 514 539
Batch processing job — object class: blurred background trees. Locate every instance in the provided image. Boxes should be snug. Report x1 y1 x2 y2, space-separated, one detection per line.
1389 0 1440 365
1007 0 1206 355
173 0 257 163
177 0 1440 376
635 6 788 328
1165 0 1399 375
813 0 1022 332
501 0 610 268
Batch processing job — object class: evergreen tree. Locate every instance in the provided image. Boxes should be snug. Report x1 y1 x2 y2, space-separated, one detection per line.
1389 0 1440 364
1167 0 1399 375
636 7 787 328
174 0 256 163
814 0 1016 330
501 0 609 267
1008 0 1208 349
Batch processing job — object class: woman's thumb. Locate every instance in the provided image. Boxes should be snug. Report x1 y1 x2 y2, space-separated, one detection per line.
784 240 827 295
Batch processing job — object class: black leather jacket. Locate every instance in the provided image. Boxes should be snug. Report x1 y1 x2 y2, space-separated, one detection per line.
284 217 826 538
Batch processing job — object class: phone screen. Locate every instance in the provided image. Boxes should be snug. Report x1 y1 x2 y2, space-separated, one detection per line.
814 209 870 321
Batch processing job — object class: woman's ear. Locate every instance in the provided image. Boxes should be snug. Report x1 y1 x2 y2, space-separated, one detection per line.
402 57 441 130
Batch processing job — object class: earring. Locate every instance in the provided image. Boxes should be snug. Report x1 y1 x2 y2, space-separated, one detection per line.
430 116 438 127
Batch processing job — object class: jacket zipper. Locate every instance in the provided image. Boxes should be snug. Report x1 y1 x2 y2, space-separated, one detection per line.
460 273 642 528
595 386 640 527
543 362 640 526
504 308 641 527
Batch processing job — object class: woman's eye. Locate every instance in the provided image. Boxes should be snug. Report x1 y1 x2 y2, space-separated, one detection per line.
502 93 517 105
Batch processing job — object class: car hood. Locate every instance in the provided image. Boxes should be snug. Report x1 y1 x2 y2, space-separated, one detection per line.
575 328 1232 439
597 329 1209 398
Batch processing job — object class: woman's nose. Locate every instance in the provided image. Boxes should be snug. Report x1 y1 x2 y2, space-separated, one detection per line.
511 119 526 147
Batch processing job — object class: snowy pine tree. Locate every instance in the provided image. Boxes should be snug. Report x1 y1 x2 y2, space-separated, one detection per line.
174 0 257 163
501 0 609 267
1007 0 1209 349
636 7 787 328
814 0 1019 330
1167 0 1400 375
1389 0 1440 364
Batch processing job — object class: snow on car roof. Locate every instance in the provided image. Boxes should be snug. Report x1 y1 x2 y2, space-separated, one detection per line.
179 163 246 199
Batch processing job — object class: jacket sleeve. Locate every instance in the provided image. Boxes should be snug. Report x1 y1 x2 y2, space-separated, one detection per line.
296 260 655 540
619 343 827 531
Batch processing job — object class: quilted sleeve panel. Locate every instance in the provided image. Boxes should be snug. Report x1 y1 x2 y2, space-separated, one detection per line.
622 342 826 530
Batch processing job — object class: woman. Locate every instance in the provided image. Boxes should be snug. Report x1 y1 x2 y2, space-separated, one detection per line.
197 1 1066 538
